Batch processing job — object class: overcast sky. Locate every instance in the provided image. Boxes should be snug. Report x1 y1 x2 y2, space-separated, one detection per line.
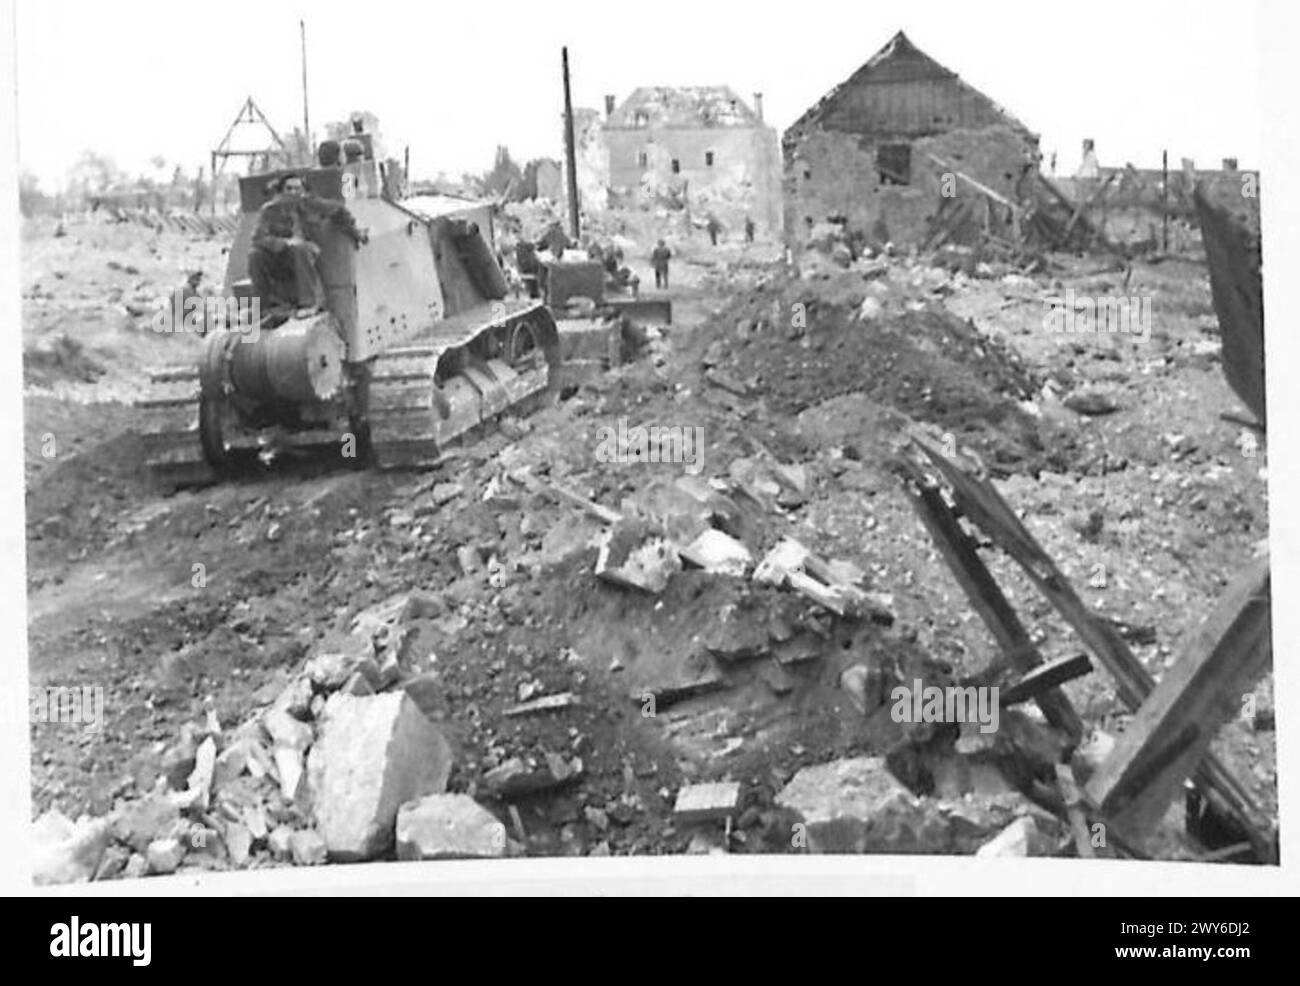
13 0 1266 189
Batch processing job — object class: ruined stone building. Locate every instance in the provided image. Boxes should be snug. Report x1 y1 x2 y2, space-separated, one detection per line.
783 31 1040 248
595 86 783 234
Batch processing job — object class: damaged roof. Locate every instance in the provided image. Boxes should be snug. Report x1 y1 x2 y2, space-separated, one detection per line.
786 30 1036 143
606 86 763 130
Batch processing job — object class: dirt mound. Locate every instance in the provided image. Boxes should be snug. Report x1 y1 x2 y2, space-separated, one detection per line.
694 273 1048 473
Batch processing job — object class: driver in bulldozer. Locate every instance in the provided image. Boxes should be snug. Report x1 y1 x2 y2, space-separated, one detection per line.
247 173 368 319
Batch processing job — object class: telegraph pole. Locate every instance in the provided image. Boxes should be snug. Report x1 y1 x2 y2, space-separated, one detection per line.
562 46 581 240
300 19 312 162
1161 149 1169 252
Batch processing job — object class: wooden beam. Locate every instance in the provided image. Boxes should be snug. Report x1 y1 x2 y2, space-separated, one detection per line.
1055 763 1096 859
893 457 1083 738
1000 654 1093 707
1086 556 1271 846
906 433 1275 861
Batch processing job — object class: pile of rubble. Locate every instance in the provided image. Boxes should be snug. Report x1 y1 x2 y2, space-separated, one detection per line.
33 595 509 883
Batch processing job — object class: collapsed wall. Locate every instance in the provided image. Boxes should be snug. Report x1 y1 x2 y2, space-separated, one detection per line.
784 123 1037 248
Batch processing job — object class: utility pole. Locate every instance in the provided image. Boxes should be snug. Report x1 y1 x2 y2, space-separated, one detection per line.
1161 149 1169 252
300 19 312 163
562 46 581 241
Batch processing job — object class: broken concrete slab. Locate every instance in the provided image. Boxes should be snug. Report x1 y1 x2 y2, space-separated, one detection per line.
753 537 811 585
595 519 681 593
623 476 740 544
306 692 454 861
680 529 753 576
776 756 944 854
673 782 742 824
395 794 508 860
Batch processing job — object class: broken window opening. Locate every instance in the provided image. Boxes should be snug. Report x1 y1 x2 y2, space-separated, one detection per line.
637 150 649 168
671 159 681 175
705 150 715 167
877 143 912 185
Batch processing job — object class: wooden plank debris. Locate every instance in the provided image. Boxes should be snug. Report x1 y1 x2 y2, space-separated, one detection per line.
1085 556 1271 847
893 456 1083 738
904 432 1275 861
503 692 579 717
1000 654 1093 708
1055 763 1095 859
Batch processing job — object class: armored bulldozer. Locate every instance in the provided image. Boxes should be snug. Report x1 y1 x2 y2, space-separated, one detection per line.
140 144 560 481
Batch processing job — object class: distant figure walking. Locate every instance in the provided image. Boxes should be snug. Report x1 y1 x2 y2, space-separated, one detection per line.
744 215 755 243
651 239 672 289
706 215 722 246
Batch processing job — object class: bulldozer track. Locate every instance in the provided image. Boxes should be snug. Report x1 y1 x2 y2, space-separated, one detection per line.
139 302 562 481
365 303 560 470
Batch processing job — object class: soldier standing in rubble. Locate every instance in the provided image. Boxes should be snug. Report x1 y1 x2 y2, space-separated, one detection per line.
651 238 672 289
744 215 756 243
706 214 722 246
247 174 367 315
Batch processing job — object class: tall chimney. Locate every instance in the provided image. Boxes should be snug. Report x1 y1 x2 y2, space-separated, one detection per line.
753 92 764 122
605 94 615 118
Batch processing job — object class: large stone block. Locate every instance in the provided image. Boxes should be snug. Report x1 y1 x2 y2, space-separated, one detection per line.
307 692 453 860
776 756 942 854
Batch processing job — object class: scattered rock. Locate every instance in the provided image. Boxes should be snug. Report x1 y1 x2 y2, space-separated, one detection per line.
484 753 583 798
975 816 1043 857
160 726 199 790
225 821 252 866
32 810 112 885
145 837 185 875
263 708 313 752
1070 729 1117 784
776 757 943 854
274 747 306 803
395 795 508 860
92 845 130 882
112 792 181 854
267 826 294 861
304 651 354 692
289 829 328 866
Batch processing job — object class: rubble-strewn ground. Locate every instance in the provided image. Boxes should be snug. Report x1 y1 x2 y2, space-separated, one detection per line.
24 213 1274 878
